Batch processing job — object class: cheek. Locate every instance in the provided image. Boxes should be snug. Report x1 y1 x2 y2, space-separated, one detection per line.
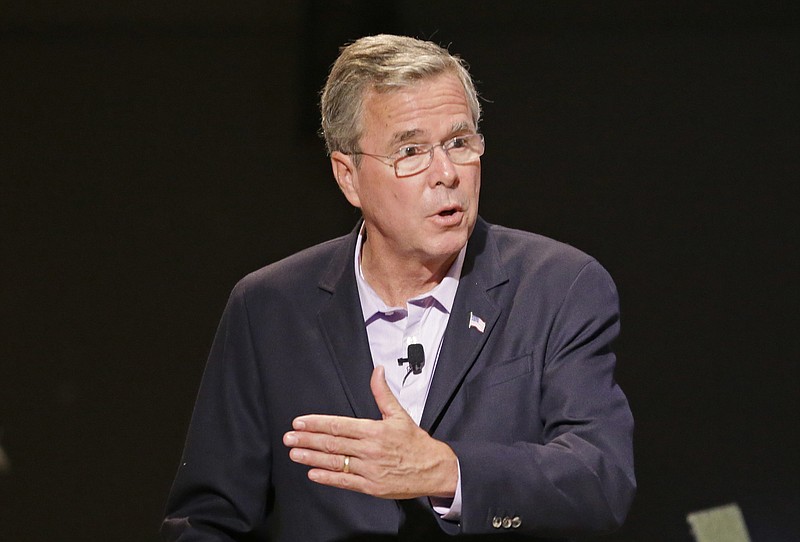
389 182 422 206
464 168 481 199
363 185 409 222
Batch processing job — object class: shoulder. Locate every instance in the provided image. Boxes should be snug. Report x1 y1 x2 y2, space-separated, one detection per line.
232 231 354 299
477 220 619 322
483 221 600 274
474 219 617 303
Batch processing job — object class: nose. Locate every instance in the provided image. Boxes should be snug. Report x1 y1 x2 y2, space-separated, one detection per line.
428 145 458 187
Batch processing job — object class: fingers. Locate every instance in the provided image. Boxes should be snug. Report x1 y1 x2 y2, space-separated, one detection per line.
283 427 361 458
282 366 426 499
288 446 354 474
291 413 370 439
307 465 368 494
290 449 372 494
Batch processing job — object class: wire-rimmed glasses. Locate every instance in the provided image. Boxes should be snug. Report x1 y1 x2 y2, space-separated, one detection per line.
350 133 485 178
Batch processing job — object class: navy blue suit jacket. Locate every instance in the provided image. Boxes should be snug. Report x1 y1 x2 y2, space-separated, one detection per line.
162 218 635 541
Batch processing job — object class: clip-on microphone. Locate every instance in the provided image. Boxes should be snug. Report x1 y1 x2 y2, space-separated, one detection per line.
398 343 425 383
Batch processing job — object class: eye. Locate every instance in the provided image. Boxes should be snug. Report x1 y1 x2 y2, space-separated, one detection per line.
397 145 426 158
449 136 470 149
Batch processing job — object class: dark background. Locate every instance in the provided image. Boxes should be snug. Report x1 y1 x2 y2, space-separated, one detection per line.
1 2 798 540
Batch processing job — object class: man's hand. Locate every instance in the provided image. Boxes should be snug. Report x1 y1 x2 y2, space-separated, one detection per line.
283 366 458 500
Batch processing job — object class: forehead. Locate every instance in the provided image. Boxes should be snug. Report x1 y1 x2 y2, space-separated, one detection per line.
360 73 472 147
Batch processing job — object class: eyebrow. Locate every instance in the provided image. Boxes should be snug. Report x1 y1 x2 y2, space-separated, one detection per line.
449 120 473 134
388 121 474 149
389 129 424 148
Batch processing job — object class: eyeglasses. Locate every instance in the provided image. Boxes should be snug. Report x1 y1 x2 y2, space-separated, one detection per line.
350 133 485 178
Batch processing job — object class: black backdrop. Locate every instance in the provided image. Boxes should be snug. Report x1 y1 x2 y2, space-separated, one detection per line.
1 2 798 541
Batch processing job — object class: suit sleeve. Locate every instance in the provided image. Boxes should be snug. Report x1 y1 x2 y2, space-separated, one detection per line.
449 260 636 537
161 281 272 541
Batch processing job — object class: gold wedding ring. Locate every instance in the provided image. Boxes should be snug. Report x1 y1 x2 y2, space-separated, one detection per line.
343 455 351 474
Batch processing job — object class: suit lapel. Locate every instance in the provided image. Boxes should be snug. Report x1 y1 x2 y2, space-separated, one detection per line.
315 219 508 427
420 219 508 432
316 224 382 421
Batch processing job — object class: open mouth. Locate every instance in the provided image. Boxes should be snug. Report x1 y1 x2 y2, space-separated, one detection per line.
438 209 457 217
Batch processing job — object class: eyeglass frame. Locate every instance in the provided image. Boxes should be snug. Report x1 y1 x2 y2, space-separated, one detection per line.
347 133 485 178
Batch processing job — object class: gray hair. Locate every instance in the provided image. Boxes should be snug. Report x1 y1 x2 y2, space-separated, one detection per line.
320 34 481 156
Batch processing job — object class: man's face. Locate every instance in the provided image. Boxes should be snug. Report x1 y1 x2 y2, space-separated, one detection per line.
334 73 481 269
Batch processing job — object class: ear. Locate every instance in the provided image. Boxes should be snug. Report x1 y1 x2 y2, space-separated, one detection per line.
330 151 361 209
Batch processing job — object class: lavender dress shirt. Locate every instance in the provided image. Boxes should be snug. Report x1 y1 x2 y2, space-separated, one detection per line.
353 229 465 519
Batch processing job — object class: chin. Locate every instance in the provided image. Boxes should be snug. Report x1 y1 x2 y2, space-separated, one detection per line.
429 232 469 259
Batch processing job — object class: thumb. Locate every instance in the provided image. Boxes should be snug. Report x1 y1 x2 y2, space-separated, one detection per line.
370 366 408 420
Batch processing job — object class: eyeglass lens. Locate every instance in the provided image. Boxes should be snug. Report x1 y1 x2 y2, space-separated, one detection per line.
395 135 483 176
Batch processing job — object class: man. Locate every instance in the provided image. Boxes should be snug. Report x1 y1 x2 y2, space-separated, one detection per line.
162 34 635 541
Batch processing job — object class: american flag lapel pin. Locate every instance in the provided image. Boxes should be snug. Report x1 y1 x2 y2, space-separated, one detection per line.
468 312 486 333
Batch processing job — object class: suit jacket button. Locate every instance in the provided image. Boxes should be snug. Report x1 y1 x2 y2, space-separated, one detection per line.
511 516 522 528
492 516 503 528
502 517 512 529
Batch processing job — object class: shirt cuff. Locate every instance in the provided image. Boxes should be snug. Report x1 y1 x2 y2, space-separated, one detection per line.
430 458 462 521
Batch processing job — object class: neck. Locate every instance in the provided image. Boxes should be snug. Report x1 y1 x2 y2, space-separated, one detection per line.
360 238 457 307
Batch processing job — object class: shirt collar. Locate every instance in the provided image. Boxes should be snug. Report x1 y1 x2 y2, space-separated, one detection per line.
354 225 466 322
